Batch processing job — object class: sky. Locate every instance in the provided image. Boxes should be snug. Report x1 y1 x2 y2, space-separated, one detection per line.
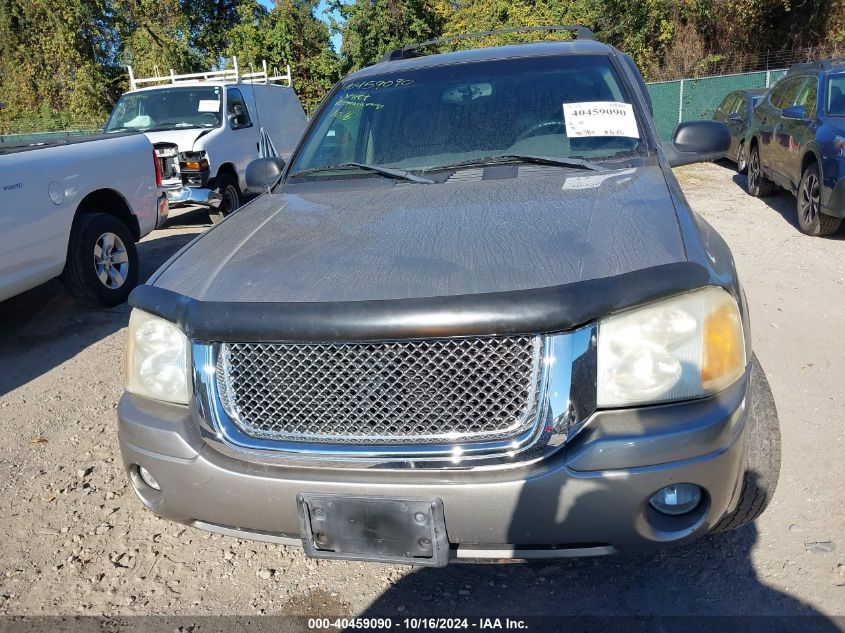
257 0 343 51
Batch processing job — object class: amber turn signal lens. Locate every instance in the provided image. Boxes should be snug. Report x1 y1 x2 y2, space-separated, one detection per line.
182 159 209 171
702 301 745 391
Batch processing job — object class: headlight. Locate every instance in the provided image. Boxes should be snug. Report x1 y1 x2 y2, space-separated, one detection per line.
125 309 191 404
597 287 745 407
179 150 209 171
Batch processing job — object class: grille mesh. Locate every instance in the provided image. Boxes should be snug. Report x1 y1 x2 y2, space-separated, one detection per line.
216 336 542 444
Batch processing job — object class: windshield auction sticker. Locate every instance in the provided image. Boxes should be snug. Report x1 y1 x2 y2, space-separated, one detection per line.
197 99 221 112
563 101 639 138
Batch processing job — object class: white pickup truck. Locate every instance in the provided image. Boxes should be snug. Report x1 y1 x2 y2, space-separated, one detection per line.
0 133 167 306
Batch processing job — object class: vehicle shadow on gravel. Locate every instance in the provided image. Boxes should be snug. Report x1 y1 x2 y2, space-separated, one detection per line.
729 173 845 240
355 501 839 630
0 227 203 397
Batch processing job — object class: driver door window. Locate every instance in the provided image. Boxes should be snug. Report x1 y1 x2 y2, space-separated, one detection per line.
771 78 804 110
227 89 252 129
795 78 818 116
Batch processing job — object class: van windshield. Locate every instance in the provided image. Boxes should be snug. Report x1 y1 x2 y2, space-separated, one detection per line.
289 54 645 179
105 86 223 133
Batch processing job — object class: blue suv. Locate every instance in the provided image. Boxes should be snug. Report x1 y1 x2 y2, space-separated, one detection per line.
746 58 845 236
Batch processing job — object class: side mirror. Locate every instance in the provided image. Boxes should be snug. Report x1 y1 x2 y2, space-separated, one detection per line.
782 105 806 120
666 120 731 167
245 157 286 192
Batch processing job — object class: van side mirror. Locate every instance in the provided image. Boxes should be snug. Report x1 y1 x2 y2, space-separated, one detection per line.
245 157 286 192
782 105 806 120
666 120 731 167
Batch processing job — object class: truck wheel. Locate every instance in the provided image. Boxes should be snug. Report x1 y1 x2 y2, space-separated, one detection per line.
209 173 240 224
796 162 842 236
711 354 781 533
736 141 748 175
746 144 775 197
60 213 139 307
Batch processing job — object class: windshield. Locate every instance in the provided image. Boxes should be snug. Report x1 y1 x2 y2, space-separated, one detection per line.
827 74 845 115
289 55 645 178
105 86 223 132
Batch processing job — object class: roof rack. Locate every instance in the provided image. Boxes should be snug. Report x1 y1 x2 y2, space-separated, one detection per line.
381 25 596 62
787 57 845 73
127 57 292 91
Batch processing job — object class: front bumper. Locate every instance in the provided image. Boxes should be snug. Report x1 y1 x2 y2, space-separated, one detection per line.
821 176 845 218
117 372 750 561
163 185 219 208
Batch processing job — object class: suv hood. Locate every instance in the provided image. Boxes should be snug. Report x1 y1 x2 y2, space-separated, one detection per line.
142 128 212 153
152 165 687 303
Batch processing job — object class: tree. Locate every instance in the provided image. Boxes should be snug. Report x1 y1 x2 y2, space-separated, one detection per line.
112 0 204 77
183 0 241 66
227 0 340 112
0 0 120 132
331 0 449 72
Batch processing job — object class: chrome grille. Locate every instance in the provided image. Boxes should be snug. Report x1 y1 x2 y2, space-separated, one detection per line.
216 336 543 445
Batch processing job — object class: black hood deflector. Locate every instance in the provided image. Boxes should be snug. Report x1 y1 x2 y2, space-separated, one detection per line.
129 261 710 342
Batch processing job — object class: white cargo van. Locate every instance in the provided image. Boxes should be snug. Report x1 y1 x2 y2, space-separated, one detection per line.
104 60 307 222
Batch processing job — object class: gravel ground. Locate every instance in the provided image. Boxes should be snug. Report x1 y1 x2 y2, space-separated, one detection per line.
0 163 843 621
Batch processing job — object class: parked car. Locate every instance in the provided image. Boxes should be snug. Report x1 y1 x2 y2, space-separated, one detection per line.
119 26 781 566
713 88 768 173
104 60 307 223
0 133 166 306
745 58 845 236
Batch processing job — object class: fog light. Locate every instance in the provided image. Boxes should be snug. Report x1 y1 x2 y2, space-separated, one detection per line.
138 465 161 491
649 484 701 516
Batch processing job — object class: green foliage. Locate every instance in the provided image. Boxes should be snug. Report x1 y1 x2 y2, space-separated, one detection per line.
1 0 844 134
227 0 340 113
330 0 448 72
113 0 204 77
0 0 119 133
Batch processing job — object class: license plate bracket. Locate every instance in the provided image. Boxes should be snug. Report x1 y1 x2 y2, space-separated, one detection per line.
297 494 448 567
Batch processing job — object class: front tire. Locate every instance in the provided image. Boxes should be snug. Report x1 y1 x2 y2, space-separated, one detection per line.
796 162 841 236
60 213 139 307
746 144 775 197
711 355 781 533
209 173 241 224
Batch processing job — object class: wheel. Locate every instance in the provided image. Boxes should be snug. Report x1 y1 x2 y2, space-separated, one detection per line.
208 173 241 224
736 141 748 175
746 144 775 197
60 212 139 307
711 354 781 533
796 162 842 236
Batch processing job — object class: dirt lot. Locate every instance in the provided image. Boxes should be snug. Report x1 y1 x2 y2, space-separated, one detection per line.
1 162 843 620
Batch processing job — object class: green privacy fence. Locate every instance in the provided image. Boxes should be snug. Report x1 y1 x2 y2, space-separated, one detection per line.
0 128 101 147
646 68 788 140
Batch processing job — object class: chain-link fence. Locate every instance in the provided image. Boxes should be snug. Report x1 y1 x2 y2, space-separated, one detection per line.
646 68 788 140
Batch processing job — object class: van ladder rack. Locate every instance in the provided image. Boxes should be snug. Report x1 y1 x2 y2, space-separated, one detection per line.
381 25 596 62
128 57 292 91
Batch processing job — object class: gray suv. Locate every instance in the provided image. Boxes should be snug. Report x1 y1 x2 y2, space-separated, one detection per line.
119 27 780 566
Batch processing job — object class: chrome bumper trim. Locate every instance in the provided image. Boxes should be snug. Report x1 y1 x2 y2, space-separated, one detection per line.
164 186 222 208
452 545 617 560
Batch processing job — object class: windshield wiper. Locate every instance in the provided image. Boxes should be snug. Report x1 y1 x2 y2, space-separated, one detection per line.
292 162 434 184
425 154 603 172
